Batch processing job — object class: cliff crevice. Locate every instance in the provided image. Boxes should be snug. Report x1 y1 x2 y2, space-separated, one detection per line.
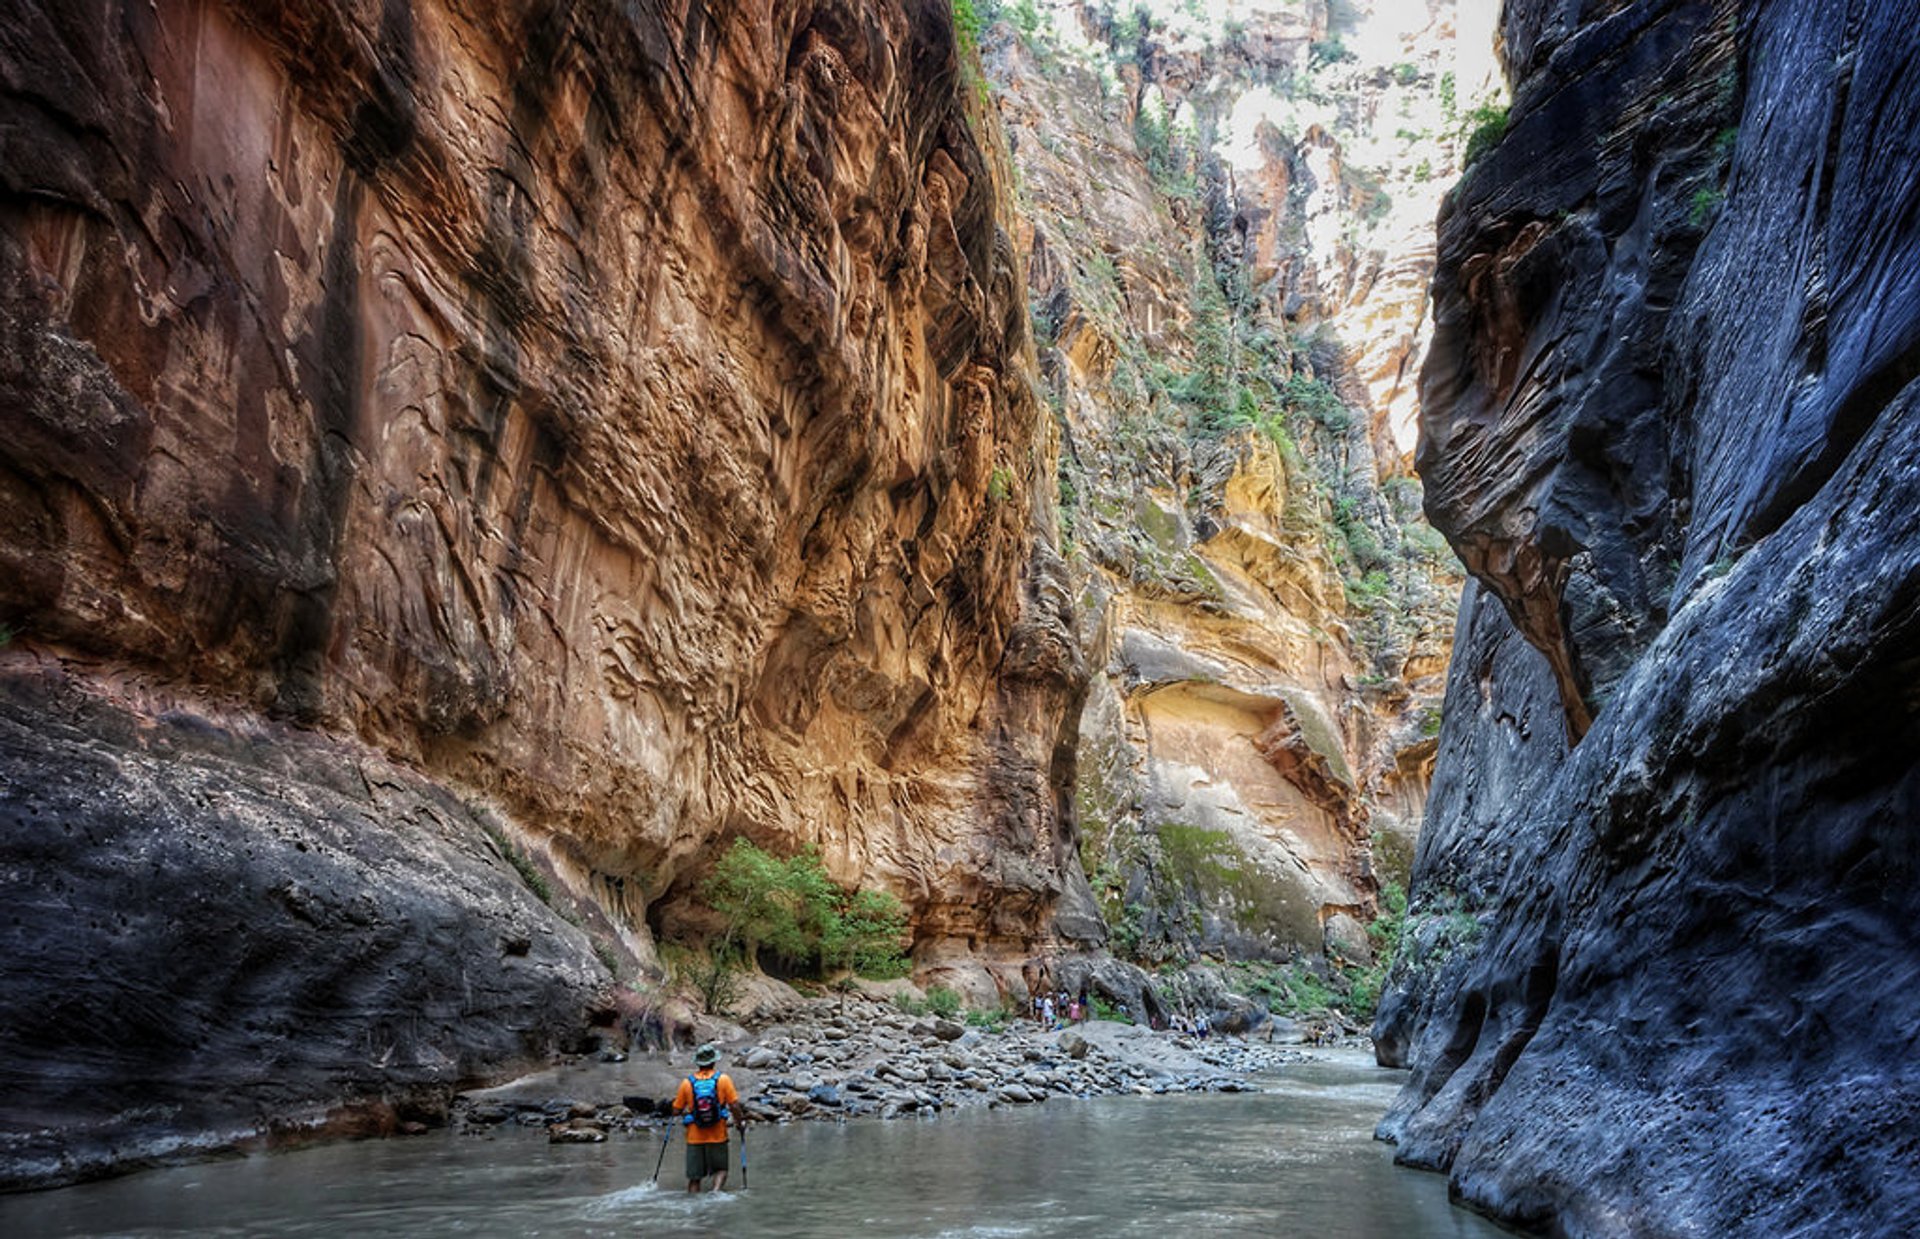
1384 0 1920 1232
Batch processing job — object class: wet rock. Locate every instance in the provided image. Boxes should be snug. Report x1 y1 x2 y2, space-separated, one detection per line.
807 1084 842 1108
1388 0 1920 1234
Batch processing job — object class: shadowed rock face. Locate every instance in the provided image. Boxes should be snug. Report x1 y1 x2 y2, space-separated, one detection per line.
0 661 605 1190
1382 0 1920 1234
0 0 1084 1184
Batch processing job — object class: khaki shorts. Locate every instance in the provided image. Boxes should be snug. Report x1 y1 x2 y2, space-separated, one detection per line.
685 1138 729 1181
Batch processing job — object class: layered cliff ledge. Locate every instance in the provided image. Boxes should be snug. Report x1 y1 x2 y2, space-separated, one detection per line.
1378 0 1920 1234
0 0 1079 1185
982 0 1477 971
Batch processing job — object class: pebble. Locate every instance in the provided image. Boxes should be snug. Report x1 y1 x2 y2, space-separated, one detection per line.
454 993 1330 1140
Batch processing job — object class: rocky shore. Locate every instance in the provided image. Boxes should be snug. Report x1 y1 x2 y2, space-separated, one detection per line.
454 992 1347 1142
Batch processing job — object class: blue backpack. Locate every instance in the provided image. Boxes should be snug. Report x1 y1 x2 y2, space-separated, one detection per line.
685 1074 728 1127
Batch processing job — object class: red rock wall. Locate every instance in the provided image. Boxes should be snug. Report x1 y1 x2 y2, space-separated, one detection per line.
0 0 1084 962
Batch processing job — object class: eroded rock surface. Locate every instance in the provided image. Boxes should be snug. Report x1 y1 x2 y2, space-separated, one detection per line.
1382 1 1920 1233
982 2 1473 963
0 661 604 1189
0 0 1080 1184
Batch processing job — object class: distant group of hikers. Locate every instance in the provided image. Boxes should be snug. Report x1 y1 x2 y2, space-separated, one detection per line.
1176 1012 1213 1039
1030 986 1095 1029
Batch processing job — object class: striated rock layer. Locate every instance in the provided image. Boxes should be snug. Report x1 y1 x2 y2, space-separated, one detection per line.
0 0 1081 1183
1378 0 1920 1234
983 1 1468 965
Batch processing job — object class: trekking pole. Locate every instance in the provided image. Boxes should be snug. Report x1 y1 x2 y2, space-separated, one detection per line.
651 1120 673 1185
738 1123 748 1189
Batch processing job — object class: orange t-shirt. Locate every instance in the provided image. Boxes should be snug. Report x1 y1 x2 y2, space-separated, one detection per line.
672 1069 738 1144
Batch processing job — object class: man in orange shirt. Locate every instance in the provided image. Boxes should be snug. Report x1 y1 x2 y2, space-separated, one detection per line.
672 1043 740 1192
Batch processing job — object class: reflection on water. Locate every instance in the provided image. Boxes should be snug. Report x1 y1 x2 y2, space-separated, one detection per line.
0 1049 1505 1237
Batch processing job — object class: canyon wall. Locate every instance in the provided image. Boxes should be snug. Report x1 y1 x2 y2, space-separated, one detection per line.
1378 0 1920 1233
0 0 1079 1185
981 1 1472 969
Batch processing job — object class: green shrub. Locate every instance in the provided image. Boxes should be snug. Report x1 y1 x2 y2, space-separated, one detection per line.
1689 186 1724 227
823 887 912 979
1283 374 1350 431
485 824 552 906
926 985 963 1019
1310 37 1349 67
1461 102 1509 166
951 0 984 52
701 839 909 984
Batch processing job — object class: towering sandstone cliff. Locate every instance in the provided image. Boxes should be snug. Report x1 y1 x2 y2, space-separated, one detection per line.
0 0 1079 1185
981 0 1477 971
1379 0 1920 1233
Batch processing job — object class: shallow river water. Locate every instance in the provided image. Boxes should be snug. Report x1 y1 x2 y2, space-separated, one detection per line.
3 1049 1505 1237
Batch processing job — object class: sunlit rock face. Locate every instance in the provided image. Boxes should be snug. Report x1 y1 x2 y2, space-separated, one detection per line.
982 1 1473 962
0 0 1082 1181
1379 0 1920 1233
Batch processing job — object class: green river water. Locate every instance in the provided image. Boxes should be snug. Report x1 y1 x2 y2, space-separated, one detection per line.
0 1049 1507 1237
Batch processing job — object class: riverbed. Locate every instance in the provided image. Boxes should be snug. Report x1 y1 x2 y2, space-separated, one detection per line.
0 1049 1504 1237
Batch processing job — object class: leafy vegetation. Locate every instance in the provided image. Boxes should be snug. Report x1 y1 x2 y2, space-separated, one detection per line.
1461 101 1509 166
485 824 552 906
951 0 984 53
694 839 910 1011
1689 186 1725 227
894 984 963 1018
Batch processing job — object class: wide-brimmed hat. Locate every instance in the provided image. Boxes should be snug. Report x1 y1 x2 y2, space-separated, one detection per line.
693 1043 720 1067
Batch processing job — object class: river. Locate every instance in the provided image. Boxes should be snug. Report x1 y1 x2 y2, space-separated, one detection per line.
1 1049 1505 1237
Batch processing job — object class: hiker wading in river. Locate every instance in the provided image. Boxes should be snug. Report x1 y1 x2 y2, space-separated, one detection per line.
673 1043 741 1193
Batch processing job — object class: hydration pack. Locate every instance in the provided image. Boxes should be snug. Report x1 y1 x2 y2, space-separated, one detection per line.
685 1074 727 1127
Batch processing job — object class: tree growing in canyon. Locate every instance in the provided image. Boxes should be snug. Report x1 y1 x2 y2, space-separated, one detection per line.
696 840 909 1012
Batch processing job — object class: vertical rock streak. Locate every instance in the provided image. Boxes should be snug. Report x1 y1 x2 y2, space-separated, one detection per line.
1389 0 1920 1233
0 0 1083 1185
983 0 1470 965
